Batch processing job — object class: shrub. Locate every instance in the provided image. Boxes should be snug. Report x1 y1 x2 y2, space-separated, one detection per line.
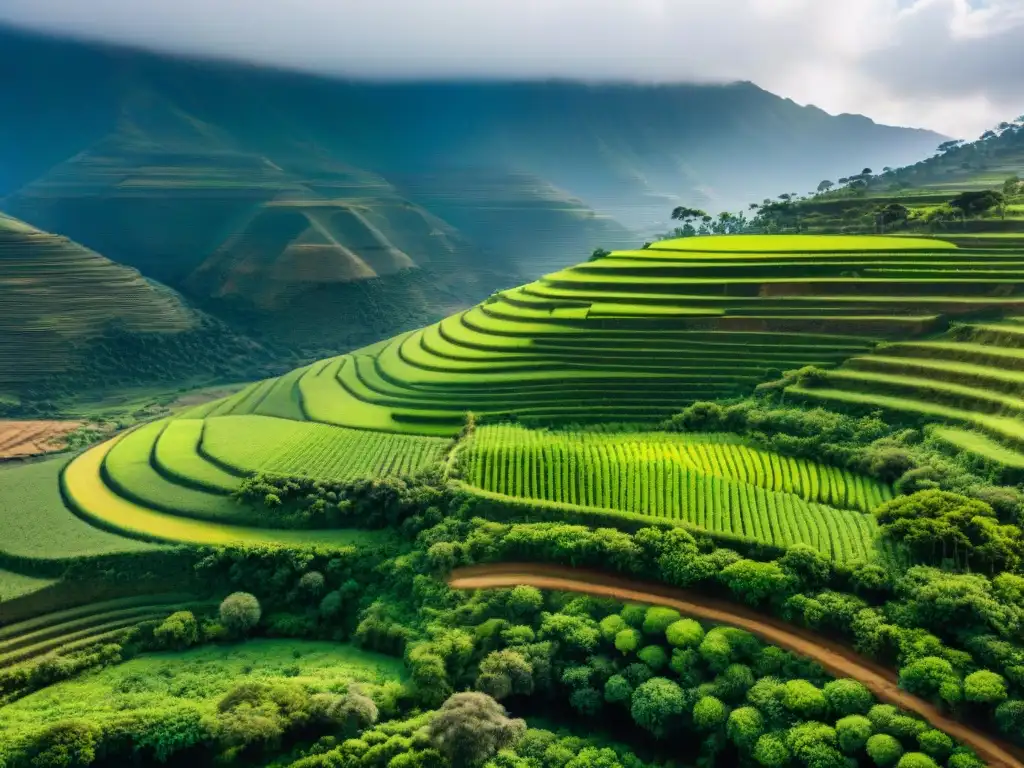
963 669 1008 704
665 619 704 648
630 677 686 738
427 693 526 766
153 611 199 650
866 734 904 767
298 571 326 597
508 586 544 617
753 733 791 768
29 720 101 768
326 691 379 737
824 678 873 716
599 614 627 641
620 605 647 628
642 607 681 635
692 696 728 730
637 645 668 671
614 628 642 655
219 592 262 637
836 715 873 754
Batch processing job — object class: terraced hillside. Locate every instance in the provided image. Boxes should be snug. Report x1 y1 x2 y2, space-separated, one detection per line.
0 212 200 391
157 234 1024 435
789 318 1024 471
55 232 1024 563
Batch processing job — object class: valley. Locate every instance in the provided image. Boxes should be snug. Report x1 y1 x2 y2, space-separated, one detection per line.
2 20 1024 768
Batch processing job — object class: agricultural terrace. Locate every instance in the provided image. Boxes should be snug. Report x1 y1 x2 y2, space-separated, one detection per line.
53 232 1024 557
162 234 1024 435
789 317 1024 470
0 213 197 391
457 424 887 561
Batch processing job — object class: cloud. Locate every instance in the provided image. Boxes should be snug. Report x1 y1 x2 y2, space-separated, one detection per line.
0 0 1021 137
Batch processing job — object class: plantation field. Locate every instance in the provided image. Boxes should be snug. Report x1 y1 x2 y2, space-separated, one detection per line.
458 424 883 561
0 640 405 741
161 234 1024 437
201 415 450 480
64 436 387 548
0 459 162 565
789 319 1024 466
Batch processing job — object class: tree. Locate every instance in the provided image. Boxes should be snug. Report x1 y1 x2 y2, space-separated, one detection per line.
476 650 534 700
589 248 611 261
898 656 961 703
630 677 686 737
719 560 792 605
866 734 904 767
604 674 632 705
614 628 641 654
642 606 681 635
298 571 325 597
817 180 835 194
599 614 628 641
665 618 704 648
324 690 379 737
780 679 827 719
727 706 764 749
427 693 525 766
963 670 1008 704
220 592 262 637
692 695 728 730
637 645 668 671
949 190 1005 218
896 754 939 768
753 733 791 767
153 610 199 650
916 730 953 761
836 715 873 753
507 586 543 617
824 679 874 717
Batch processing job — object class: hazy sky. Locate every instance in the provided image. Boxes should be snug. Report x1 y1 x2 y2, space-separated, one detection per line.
1 0 1022 138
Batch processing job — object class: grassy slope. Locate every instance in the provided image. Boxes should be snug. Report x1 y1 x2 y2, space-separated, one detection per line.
0 640 404 739
0 459 162 564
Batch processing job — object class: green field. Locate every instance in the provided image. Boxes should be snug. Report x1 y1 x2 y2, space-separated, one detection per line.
0 570 57 603
0 459 162 565
458 424 884 561
46 232 1024 559
0 640 404 740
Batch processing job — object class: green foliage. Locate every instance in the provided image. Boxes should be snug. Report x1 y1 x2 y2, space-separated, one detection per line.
836 715 873 753
753 732 791 767
641 607 681 636
636 645 668 671
665 618 704 648
426 693 526 766
780 679 827 719
692 695 728 730
153 611 199 650
719 560 792 605
963 669 1008 704
614 629 641 655
824 678 874 717
726 706 764 750
219 592 262 637
630 677 686 737
28 720 100 768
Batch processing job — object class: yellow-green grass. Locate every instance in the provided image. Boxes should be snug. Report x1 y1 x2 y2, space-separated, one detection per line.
62 435 387 548
456 424 881 562
0 570 57 603
460 424 890 512
933 426 1024 469
0 640 404 742
648 234 957 253
200 414 449 481
182 234 1024 437
0 600 216 668
152 419 240 493
0 459 162 565
101 421 255 524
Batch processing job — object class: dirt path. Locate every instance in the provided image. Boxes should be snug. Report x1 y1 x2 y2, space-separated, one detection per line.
449 563 1024 768
0 420 84 459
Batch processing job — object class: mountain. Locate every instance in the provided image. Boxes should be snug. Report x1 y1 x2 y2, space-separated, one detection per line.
0 213 262 409
0 25 946 362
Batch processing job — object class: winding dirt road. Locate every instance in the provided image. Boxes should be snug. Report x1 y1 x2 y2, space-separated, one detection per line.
448 563 1024 768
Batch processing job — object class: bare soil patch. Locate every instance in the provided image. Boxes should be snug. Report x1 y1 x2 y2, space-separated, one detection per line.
0 420 85 459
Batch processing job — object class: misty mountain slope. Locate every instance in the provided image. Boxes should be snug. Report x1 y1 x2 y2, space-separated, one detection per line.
0 25 945 358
